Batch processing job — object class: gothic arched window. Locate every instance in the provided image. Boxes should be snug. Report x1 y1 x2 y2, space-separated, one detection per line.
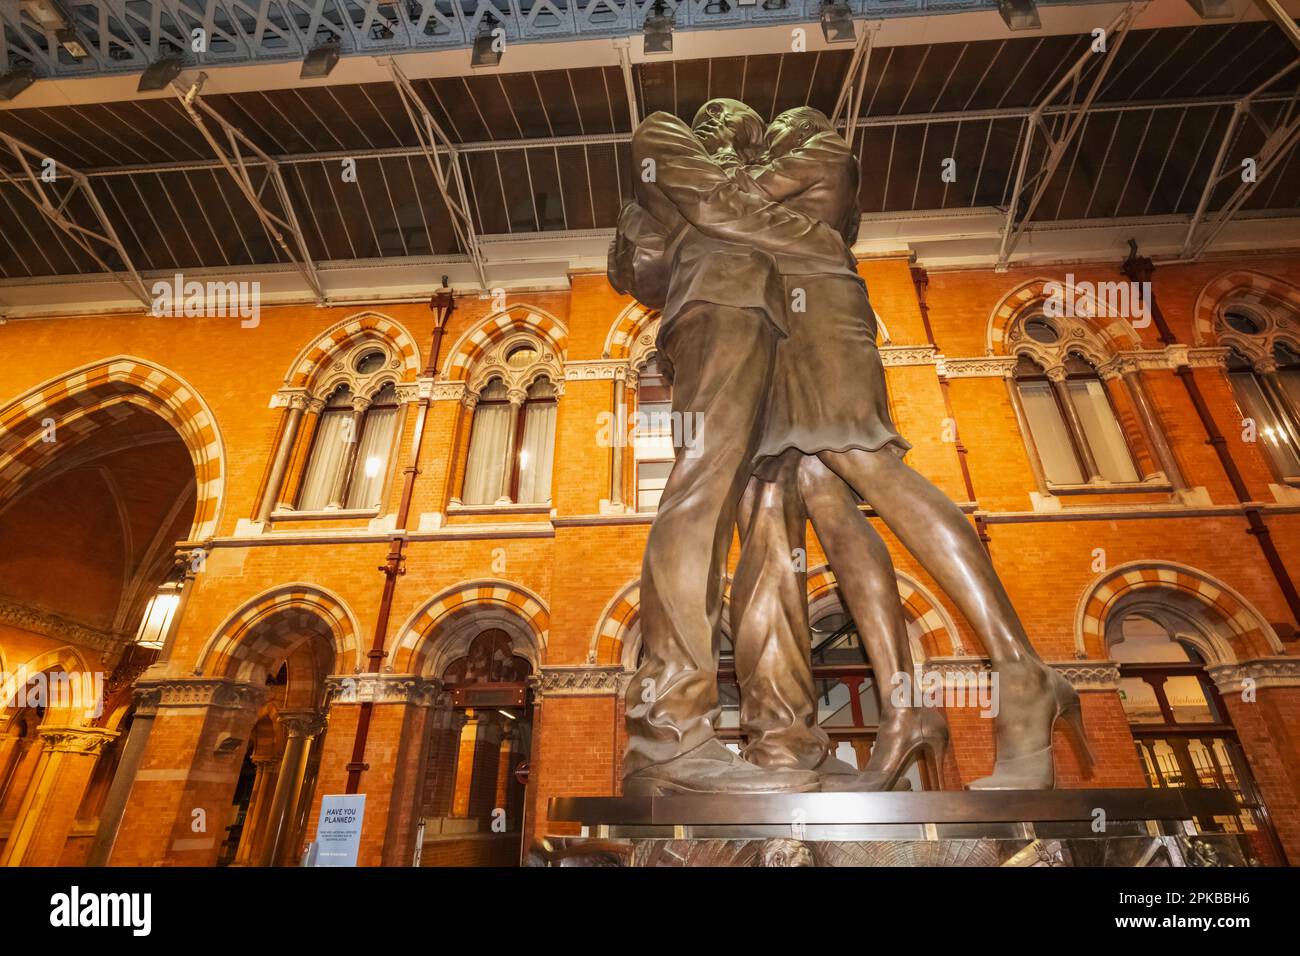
1220 305 1300 482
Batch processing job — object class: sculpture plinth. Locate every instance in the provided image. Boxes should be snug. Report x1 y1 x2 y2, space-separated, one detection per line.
537 789 1257 867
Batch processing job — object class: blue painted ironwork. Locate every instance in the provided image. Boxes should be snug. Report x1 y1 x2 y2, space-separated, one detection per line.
0 0 1097 80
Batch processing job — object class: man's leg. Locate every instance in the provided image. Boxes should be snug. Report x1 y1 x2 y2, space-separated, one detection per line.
625 305 784 777
730 453 830 771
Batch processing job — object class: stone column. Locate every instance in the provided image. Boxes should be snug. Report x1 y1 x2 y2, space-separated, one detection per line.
108 678 266 867
258 398 305 521
0 725 117 866
494 726 516 827
609 377 626 509
259 711 326 867
232 757 279 866
1113 360 1188 489
501 389 526 504
330 398 371 509
278 397 324 510
1047 365 1102 481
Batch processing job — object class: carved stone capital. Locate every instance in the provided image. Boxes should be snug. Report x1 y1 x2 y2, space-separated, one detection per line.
1183 346 1231 369
938 356 1019 379
38 725 118 756
564 360 629 382
1207 657 1300 694
432 380 468 403
878 345 937 367
140 677 267 712
324 673 443 706
394 383 421 404
535 665 625 698
1044 365 1069 383
1051 660 1122 691
275 710 328 738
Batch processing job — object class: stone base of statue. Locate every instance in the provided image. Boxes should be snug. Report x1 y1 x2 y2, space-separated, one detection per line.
536 789 1258 867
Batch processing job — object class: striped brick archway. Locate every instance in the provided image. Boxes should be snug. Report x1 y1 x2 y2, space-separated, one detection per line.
807 565 961 662
0 645 96 728
285 311 421 389
602 303 658 360
0 357 224 541
390 579 550 676
590 579 640 668
195 585 361 684
985 277 1142 356
1190 270 1300 345
1075 561 1282 661
442 305 568 381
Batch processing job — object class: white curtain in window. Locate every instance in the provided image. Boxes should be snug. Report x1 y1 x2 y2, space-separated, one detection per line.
516 401 556 504
346 403 399 509
1067 380 1139 483
298 410 352 510
1019 381 1084 485
1231 372 1300 477
463 403 513 504
636 460 673 512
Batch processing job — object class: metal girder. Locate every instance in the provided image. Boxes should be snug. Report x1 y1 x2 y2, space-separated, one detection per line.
0 1 1016 80
1180 59 1300 261
386 58 487 288
1253 0 1300 52
614 37 640 129
830 20 879 146
994 1 1147 271
171 71 327 303
0 130 151 307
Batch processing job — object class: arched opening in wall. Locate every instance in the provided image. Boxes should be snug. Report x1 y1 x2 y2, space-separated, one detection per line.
206 615 337 868
0 371 206 863
1107 602 1284 865
417 627 534 868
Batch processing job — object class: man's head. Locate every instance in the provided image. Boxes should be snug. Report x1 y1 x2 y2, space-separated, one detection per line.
691 98 765 161
765 107 834 157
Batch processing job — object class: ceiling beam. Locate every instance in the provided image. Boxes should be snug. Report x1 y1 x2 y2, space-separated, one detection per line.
1254 0 1300 52
0 130 151 308
386 58 488 289
995 1 1147 271
1179 59 1300 260
170 71 327 304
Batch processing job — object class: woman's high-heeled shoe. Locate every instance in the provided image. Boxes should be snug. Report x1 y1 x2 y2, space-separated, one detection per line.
968 665 1095 790
821 708 950 792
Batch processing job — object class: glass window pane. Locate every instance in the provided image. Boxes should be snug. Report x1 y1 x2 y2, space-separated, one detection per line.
1018 381 1084 484
1067 379 1139 482
636 459 672 512
462 402 512 504
345 400 398 509
299 409 351 510
1230 371 1300 477
516 400 556 504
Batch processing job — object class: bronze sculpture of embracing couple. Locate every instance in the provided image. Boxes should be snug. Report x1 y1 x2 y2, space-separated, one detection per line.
609 98 1094 796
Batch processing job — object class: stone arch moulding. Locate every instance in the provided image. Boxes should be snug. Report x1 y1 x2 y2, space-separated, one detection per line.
284 311 422 390
389 579 550 677
985 277 1143 358
1189 269 1300 347
807 564 962 664
0 356 225 542
589 578 641 670
603 303 658 360
0 644 95 726
442 304 569 382
194 584 362 684
1074 560 1283 662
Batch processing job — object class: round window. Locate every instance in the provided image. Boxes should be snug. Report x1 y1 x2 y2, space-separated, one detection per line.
1223 311 1262 335
354 349 387 374
506 344 539 369
1023 317 1060 344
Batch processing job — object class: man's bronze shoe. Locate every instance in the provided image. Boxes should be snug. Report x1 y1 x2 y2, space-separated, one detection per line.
624 740 820 796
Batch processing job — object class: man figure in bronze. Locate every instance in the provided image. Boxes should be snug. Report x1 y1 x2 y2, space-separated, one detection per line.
612 101 1094 795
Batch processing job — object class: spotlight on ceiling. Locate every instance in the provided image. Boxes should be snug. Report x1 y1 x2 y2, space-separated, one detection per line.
644 2 674 55
56 27 89 61
471 16 503 68
819 1 856 44
0 66 35 102
1183 0 1234 18
137 53 184 92
300 40 341 79
997 0 1041 30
